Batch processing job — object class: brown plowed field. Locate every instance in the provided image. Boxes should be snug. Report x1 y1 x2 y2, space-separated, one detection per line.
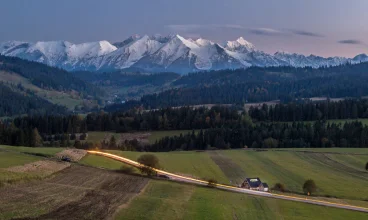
0 165 148 220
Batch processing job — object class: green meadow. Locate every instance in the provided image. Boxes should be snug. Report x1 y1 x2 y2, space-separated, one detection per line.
115 180 368 220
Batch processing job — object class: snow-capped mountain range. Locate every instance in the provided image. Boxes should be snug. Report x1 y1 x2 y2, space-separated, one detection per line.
1 35 367 74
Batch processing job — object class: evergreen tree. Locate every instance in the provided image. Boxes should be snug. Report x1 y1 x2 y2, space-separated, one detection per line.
30 128 43 147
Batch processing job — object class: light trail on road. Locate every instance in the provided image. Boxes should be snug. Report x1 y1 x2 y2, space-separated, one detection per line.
87 150 368 213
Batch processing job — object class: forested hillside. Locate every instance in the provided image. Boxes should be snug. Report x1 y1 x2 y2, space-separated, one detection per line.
73 71 180 100
0 56 105 116
106 63 368 111
0 55 102 97
0 83 67 116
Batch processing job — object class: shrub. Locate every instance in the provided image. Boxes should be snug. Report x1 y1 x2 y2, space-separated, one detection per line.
272 183 286 192
80 133 87 141
303 179 317 195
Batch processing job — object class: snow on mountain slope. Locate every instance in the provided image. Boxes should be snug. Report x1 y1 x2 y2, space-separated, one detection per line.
67 41 117 60
80 35 165 71
352 54 368 64
0 41 29 54
225 37 255 53
132 35 244 72
113 35 141 48
274 52 349 67
0 35 367 73
0 40 117 69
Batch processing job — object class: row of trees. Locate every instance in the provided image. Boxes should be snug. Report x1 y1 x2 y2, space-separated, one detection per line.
86 106 241 132
12 115 87 135
6 106 240 137
0 125 43 147
145 121 368 151
6 99 368 137
249 99 368 122
273 180 317 196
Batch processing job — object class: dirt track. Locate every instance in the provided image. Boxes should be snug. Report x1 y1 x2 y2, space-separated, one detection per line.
0 165 148 220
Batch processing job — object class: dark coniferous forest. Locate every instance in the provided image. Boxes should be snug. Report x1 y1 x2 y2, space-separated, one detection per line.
1 101 368 151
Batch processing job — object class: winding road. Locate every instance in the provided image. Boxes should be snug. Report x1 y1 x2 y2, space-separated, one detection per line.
87 150 368 213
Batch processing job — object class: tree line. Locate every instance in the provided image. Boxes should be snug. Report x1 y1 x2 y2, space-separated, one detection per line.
248 99 368 122
145 121 368 152
86 106 241 132
2 102 368 150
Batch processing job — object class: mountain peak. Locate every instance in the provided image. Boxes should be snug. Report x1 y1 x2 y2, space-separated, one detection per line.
236 37 253 46
225 37 255 52
195 38 214 46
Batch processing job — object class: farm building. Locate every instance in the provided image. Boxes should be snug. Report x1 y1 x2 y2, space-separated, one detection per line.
241 177 269 192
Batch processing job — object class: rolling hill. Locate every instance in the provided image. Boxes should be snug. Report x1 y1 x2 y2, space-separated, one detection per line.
0 55 103 116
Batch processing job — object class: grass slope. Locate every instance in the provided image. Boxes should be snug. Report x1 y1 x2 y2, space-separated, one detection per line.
116 180 368 220
81 148 368 200
0 145 64 157
222 150 368 200
104 150 228 183
0 151 40 168
87 130 197 144
0 150 45 186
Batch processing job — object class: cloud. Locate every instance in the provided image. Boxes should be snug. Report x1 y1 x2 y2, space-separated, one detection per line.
290 30 324 37
165 24 203 32
165 24 246 32
165 24 324 39
249 28 285 36
338 39 364 45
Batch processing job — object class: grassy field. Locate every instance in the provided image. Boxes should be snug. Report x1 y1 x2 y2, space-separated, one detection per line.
327 118 368 125
85 150 229 184
0 151 45 186
275 148 368 154
87 130 198 144
87 131 121 143
116 180 368 220
0 145 64 157
0 151 41 168
283 118 368 126
1 145 368 219
40 90 82 110
80 154 134 171
222 150 368 200
82 148 368 201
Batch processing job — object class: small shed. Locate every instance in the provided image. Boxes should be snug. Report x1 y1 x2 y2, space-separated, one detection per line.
262 183 269 192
